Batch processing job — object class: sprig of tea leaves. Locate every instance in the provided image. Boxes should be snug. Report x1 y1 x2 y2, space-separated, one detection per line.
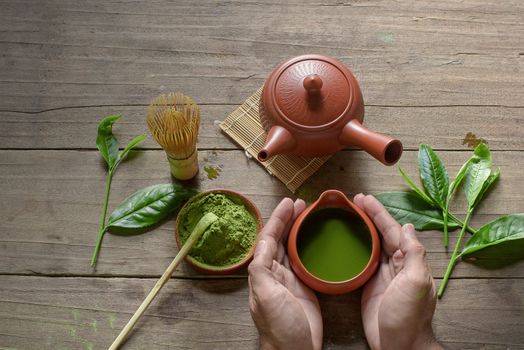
91 116 199 268
91 115 145 267
377 143 523 298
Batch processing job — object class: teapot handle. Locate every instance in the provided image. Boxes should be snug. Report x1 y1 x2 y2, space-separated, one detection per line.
339 120 403 166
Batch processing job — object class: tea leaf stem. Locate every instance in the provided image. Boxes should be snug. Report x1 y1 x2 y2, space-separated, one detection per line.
443 210 449 248
91 169 113 267
438 208 473 298
447 212 476 234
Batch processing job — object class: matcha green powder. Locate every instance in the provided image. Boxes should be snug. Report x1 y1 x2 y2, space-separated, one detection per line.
179 193 257 266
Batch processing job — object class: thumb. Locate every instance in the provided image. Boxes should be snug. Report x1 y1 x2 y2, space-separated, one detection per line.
399 224 432 296
252 239 272 269
248 240 274 290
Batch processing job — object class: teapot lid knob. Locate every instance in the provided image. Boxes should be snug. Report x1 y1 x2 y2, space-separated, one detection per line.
303 74 323 94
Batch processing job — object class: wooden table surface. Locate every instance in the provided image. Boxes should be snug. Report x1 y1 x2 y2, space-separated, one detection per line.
1 0 523 349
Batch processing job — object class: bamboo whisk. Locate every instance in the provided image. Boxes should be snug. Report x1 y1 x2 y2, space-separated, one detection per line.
147 92 201 180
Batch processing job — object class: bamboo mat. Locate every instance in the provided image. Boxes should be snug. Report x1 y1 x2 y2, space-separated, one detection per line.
219 87 331 193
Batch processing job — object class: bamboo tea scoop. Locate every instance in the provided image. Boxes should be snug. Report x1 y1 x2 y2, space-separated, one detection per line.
109 212 219 350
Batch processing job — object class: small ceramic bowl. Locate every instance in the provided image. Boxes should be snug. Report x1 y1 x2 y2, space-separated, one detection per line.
287 190 381 294
174 189 263 275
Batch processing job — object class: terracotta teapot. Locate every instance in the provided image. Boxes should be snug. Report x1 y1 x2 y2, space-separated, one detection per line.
258 54 403 165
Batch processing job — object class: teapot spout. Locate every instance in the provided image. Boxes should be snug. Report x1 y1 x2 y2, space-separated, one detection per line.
315 189 352 209
340 120 403 165
258 126 297 162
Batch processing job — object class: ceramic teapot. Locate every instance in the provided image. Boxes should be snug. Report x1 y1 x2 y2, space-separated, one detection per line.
258 54 403 165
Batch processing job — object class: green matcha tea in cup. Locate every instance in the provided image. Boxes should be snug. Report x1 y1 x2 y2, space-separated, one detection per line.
297 207 373 282
287 190 381 294
175 189 262 274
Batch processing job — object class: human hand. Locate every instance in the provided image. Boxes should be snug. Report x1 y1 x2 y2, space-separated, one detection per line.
248 198 323 350
354 194 442 350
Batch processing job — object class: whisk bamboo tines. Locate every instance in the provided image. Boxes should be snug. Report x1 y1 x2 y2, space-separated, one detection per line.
147 92 201 180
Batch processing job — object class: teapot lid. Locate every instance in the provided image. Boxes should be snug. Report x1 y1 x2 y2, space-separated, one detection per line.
270 55 354 128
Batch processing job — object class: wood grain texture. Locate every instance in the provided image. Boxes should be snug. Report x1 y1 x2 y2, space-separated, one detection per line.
0 149 522 277
1 104 523 151
0 0 523 349
0 0 523 111
0 276 522 349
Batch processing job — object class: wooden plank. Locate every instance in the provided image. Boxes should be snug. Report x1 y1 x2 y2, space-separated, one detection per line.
0 276 522 349
0 149 522 277
1 104 522 151
0 0 523 111
0 105 237 150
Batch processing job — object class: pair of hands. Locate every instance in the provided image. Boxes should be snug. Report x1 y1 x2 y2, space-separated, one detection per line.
248 194 441 350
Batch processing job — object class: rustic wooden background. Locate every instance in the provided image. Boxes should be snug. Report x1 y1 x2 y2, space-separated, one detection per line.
0 0 523 349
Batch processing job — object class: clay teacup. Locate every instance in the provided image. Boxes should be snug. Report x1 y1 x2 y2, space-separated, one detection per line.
287 190 380 294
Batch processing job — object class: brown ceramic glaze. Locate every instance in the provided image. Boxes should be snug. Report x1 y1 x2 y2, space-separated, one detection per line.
174 189 263 275
287 190 380 294
258 54 403 165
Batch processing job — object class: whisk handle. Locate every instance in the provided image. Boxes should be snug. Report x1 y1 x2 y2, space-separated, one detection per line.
108 212 218 349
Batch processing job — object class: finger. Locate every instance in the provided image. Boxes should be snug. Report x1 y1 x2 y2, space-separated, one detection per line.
260 197 295 244
353 193 365 210
276 242 286 264
391 249 404 275
380 250 389 264
275 199 306 263
282 254 290 269
271 259 295 286
362 195 401 256
399 224 433 297
279 198 307 245
293 199 306 220
271 259 316 304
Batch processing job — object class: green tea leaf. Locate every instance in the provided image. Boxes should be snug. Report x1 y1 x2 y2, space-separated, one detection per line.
461 213 524 260
118 134 146 165
398 167 435 206
418 144 449 207
375 192 460 231
463 143 492 208
96 114 121 169
448 159 471 200
473 167 500 207
106 184 198 234
442 158 471 247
